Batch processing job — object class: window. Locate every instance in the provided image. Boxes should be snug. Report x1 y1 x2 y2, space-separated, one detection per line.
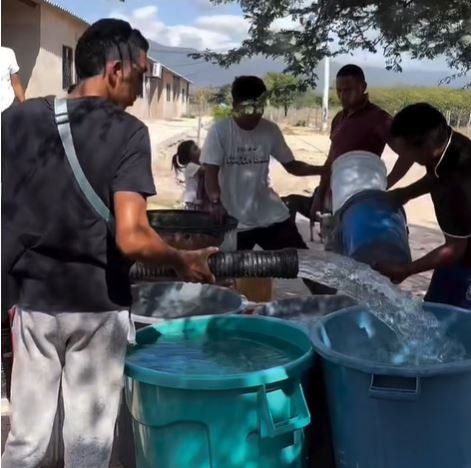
62 45 73 91
181 88 185 103
173 76 179 100
166 84 171 101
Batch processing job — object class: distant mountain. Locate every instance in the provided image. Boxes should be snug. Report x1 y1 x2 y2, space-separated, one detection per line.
148 41 285 87
149 41 467 89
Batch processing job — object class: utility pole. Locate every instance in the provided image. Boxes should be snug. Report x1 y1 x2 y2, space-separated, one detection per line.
321 56 330 133
197 91 203 146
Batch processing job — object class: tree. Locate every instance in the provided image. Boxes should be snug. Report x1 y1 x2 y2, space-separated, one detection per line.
265 72 301 116
210 84 232 105
192 1 471 88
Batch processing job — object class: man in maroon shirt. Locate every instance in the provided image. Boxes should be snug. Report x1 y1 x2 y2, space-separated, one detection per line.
311 64 411 216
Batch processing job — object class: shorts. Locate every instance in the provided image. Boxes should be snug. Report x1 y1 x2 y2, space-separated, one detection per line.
237 218 308 250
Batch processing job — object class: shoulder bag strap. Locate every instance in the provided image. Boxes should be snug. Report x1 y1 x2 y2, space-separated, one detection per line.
54 97 115 234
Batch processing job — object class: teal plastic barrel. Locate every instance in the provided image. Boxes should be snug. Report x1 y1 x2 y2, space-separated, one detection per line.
310 303 471 468
124 315 314 468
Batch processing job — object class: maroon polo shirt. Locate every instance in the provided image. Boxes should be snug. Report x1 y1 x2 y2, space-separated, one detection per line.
329 101 392 161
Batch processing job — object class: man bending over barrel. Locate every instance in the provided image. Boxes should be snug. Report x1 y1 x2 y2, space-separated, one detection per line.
375 103 471 309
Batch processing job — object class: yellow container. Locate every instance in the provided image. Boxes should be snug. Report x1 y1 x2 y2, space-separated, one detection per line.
235 278 273 303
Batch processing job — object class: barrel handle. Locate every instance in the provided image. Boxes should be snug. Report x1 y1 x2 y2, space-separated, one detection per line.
369 374 420 401
258 384 310 438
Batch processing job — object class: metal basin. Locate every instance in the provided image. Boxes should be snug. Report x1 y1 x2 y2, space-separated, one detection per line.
131 282 247 325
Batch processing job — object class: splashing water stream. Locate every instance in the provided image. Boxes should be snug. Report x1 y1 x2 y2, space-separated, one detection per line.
297 250 466 364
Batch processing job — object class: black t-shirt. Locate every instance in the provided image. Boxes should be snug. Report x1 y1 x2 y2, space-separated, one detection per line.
427 130 471 265
2 97 156 311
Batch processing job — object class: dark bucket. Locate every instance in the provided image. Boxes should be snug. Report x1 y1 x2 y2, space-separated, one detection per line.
147 210 237 250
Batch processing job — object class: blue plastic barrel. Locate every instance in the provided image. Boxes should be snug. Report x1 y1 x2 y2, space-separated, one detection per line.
124 315 314 468
338 190 411 265
310 303 471 468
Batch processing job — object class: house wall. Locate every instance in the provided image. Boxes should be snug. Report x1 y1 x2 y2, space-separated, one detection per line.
27 4 86 97
1 0 41 90
156 68 189 119
128 69 189 120
146 77 161 119
1 1 190 119
1 0 86 98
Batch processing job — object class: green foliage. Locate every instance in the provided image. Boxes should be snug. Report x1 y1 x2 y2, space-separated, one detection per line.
329 87 471 114
327 87 471 126
212 104 233 121
264 72 302 116
210 84 232 105
369 87 471 114
193 1 471 88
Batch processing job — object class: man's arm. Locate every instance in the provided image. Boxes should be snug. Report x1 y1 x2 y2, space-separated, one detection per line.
375 236 467 284
114 191 215 282
308 149 334 218
389 174 433 206
114 191 183 264
407 236 468 276
203 163 226 218
11 74 25 103
385 122 413 188
283 160 324 176
200 123 227 216
387 156 414 189
112 124 215 282
203 164 221 203
271 123 323 176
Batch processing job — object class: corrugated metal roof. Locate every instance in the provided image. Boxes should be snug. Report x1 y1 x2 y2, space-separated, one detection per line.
148 55 193 84
37 0 89 27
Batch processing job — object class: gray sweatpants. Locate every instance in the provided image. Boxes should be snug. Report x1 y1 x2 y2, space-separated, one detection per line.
2 308 132 468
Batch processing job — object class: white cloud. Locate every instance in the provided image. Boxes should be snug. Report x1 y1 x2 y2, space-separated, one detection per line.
110 6 243 51
271 16 301 31
194 15 249 40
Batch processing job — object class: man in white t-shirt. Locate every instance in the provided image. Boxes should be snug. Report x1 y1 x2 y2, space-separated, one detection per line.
1 46 25 112
202 76 336 293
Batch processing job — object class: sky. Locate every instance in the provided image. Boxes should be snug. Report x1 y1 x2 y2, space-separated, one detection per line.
54 0 449 71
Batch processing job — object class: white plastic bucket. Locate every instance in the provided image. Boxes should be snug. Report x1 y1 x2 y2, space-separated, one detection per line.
331 151 387 213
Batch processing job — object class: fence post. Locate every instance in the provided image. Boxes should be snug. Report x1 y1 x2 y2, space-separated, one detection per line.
446 109 452 126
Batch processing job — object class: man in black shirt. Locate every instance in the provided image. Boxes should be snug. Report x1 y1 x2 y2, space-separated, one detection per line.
1 19 214 467
375 103 471 309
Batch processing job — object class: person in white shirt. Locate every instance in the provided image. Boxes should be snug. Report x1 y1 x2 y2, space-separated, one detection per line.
0 46 25 403
0 46 25 112
202 75 335 294
172 140 206 210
